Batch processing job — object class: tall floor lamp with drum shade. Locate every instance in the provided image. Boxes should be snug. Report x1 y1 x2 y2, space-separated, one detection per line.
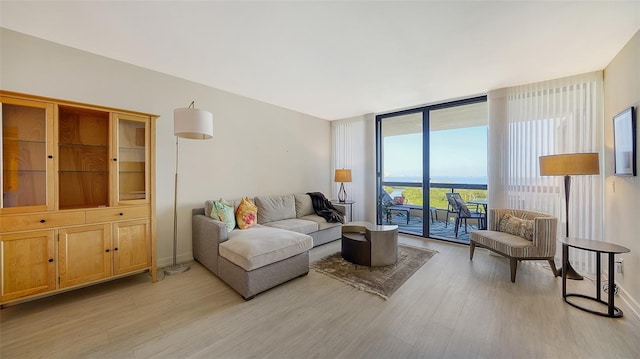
164 101 213 276
539 152 599 280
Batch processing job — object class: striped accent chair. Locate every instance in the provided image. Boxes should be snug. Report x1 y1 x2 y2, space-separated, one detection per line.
469 209 558 283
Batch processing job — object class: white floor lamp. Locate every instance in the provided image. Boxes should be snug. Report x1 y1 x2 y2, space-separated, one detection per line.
164 101 213 276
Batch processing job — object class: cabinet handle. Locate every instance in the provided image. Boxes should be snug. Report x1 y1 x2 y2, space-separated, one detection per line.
48 258 54 263
105 249 110 253
48 155 53 159
114 247 119 251
113 158 118 161
119 212 124 216
40 219 46 223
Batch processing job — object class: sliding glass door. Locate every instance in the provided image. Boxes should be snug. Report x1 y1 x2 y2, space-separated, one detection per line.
376 96 487 242
377 110 425 236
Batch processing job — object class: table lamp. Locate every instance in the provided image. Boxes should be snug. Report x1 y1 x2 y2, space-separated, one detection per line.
335 169 352 203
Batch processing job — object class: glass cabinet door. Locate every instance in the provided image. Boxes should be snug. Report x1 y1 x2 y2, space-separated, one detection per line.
113 113 149 204
1 97 54 213
58 106 110 209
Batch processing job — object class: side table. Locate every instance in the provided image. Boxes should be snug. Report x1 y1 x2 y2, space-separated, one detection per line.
331 200 354 222
341 222 398 267
557 237 630 318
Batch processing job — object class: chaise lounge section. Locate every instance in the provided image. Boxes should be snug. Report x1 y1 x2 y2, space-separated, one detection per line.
192 193 344 299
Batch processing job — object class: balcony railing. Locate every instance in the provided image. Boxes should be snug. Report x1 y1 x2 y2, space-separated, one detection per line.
380 181 488 242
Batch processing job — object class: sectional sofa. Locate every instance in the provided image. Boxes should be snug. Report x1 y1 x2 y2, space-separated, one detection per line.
192 193 344 299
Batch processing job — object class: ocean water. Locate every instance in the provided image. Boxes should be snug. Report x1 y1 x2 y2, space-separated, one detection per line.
384 176 487 184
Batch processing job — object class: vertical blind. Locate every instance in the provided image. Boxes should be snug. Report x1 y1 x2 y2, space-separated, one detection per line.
489 71 604 275
332 119 365 222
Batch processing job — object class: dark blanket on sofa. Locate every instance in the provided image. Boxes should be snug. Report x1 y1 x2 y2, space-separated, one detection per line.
307 192 344 224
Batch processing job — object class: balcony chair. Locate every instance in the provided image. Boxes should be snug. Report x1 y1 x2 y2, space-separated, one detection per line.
446 193 485 237
445 193 464 226
469 209 558 283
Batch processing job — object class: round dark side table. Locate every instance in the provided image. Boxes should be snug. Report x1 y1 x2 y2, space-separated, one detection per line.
557 237 630 318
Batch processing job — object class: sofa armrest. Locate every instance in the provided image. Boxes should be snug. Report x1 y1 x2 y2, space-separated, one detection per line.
333 203 346 215
193 214 228 244
332 203 349 222
192 212 229 275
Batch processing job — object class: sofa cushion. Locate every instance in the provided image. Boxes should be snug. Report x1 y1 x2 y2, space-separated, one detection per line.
236 197 258 229
205 199 240 217
255 194 296 224
210 198 236 233
294 193 315 218
263 218 318 234
220 225 313 271
204 200 215 217
301 214 342 231
499 214 534 241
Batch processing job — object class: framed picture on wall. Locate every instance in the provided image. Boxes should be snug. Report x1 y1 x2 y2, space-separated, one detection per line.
613 106 636 176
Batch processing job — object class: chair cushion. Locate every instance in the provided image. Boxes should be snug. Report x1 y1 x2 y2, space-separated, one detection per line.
470 230 535 258
455 198 471 216
220 225 313 271
499 214 534 240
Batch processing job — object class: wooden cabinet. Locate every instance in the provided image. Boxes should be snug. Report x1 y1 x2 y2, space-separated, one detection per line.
113 219 151 275
113 113 150 205
1 96 54 213
0 231 56 302
59 224 112 288
0 91 157 306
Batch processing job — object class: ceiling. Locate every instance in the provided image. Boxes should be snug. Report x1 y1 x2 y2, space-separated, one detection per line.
1 1 639 120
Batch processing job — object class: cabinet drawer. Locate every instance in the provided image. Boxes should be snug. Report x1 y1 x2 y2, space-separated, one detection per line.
0 212 85 232
85 206 150 223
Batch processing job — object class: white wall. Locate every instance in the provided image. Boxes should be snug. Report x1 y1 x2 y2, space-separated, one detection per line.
603 30 640 315
0 28 332 266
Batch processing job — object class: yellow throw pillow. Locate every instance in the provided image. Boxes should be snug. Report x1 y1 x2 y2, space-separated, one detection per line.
499 214 534 241
235 197 257 229
210 198 236 232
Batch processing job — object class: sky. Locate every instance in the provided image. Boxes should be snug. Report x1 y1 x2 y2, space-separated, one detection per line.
383 126 488 179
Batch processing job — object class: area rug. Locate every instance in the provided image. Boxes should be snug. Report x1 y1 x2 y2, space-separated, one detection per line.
311 245 437 300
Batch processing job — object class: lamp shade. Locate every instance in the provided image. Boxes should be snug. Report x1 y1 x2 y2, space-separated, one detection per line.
539 153 600 176
334 169 352 182
174 107 213 139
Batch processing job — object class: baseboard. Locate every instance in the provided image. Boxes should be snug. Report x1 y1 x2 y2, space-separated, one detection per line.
599 269 639 320
617 283 640 320
157 252 194 269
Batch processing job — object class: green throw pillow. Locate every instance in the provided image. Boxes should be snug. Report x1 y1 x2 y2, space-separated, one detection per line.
498 214 534 241
210 198 236 233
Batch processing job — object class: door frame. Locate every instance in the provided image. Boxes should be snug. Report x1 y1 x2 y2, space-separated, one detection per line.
375 95 487 240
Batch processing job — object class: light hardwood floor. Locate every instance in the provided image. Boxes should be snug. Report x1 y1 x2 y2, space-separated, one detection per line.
2 235 639 358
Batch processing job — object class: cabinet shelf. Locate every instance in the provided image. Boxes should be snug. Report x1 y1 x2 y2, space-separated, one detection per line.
59 143 108 149
58 170 109 174
2 139 46 145
3 169 46 173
